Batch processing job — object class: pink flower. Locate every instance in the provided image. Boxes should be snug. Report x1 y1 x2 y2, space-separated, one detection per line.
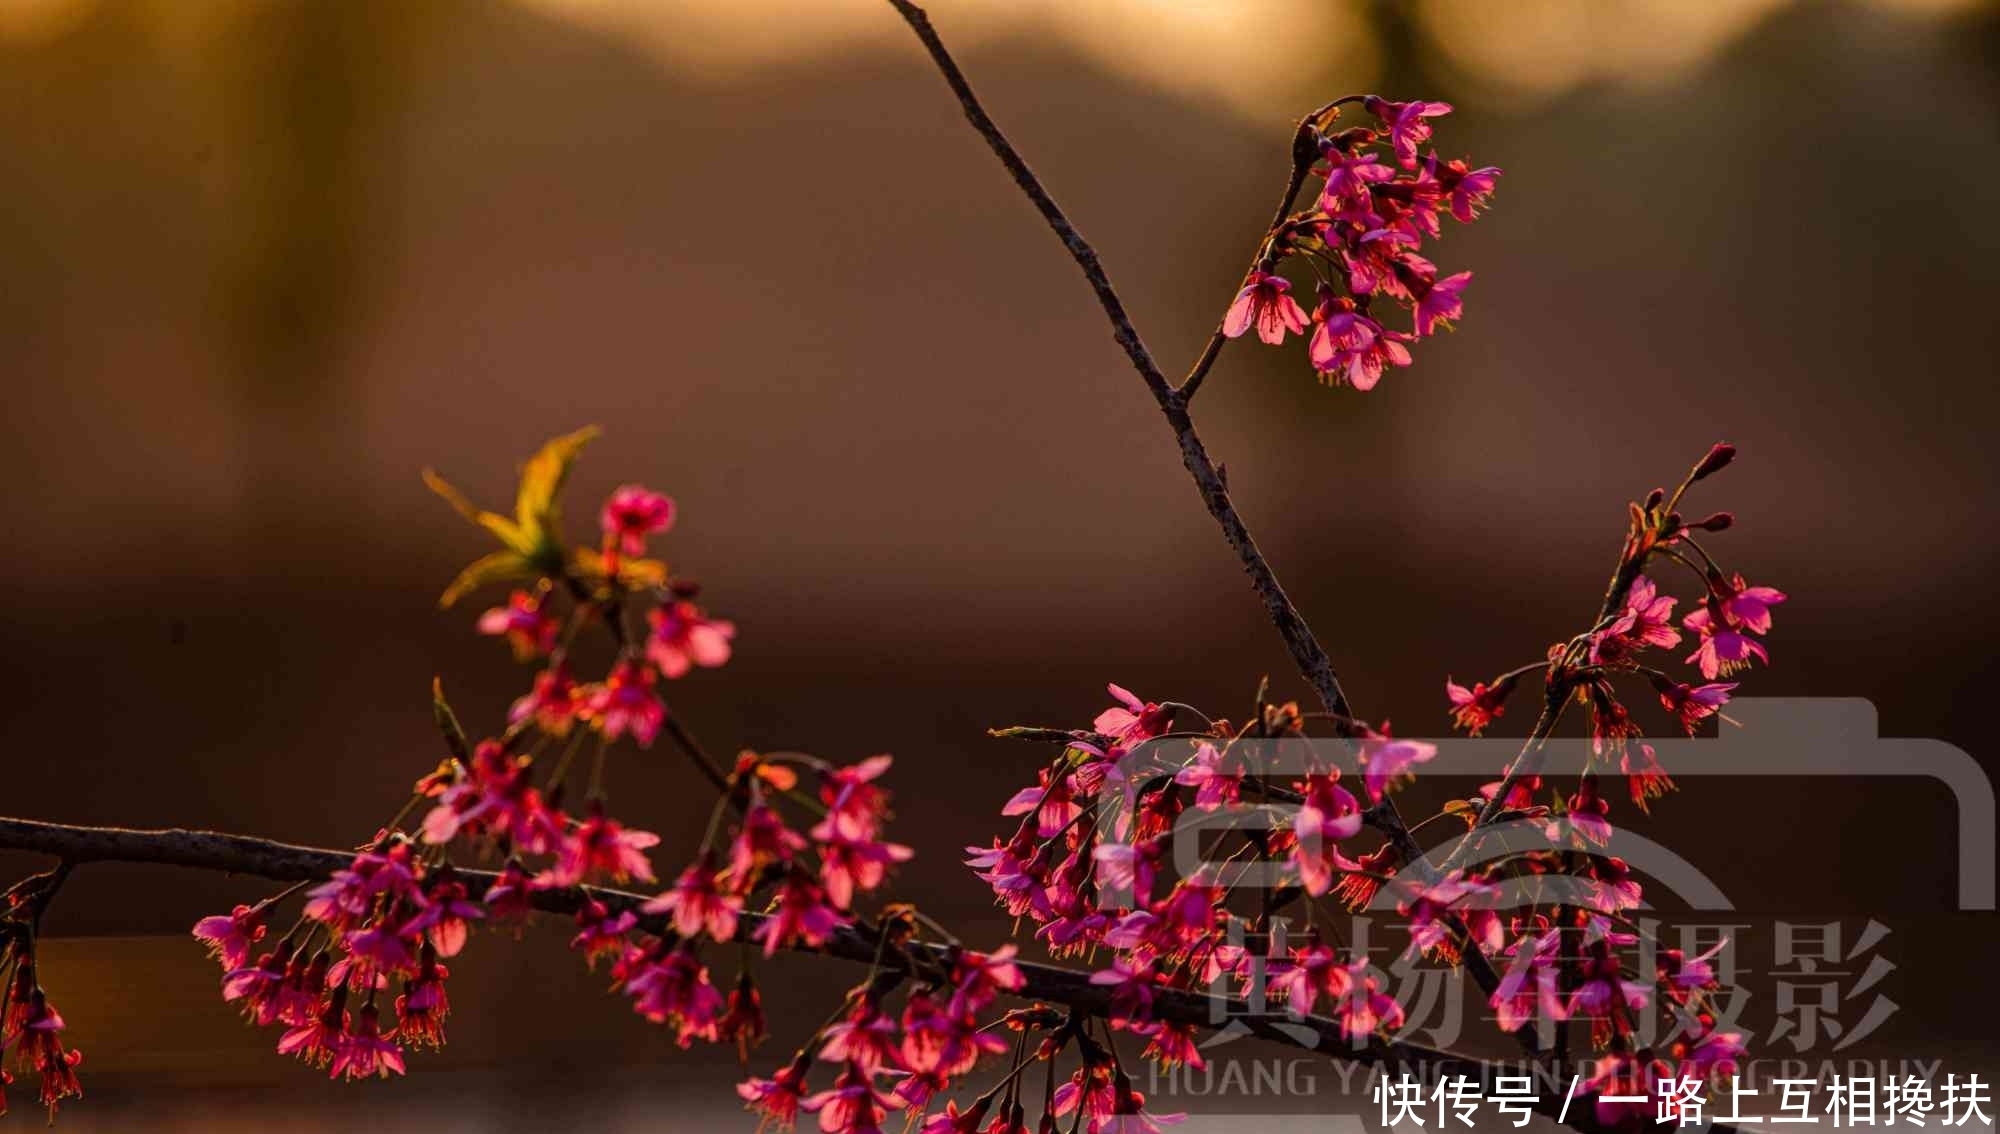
276 987 348 1070
1001 768 1082 839
1412 270 1472 337
569 898 638 968
1088 952 1158 1031
399 878 485 957
1396 873 1500 961
329 1002 405 1081
1592 575 1681 663
817 755 896 842
1444 676 1514 736
754 869 846 957
600 484 676 557
1172 742 1241 811
1222 271 1309 345
192 904 267 972
643 854 743 941
1093 684 1171 744
1329 958 1406 1042
1141 1022 1205 1071
1490 925 1565 1033
508 663 582 737
624 943 726 1047
1682 605 1768 678
727 801 810 889
647 600 736 678
818 1000 901 1074
1557 776 1614 847
1289 774 1363 896
740 1056 812 1131
1359 730 1437 803
1621 742 1675 812
815 831 914 910
1656 677 1736 734
343 922 419 985
1567 939 1651 1044
948 945 1025 1018
1308 295 1411 391
1269 941 1343 1015
1716 574 1786 634
545 806 660 887
1436 158 1501 223
394 951 451 1048
1365 96 1452 169
802 1062 903 1134
583 658 667 747
481 860 536 924
1318 145 1395 216
476 588 559 660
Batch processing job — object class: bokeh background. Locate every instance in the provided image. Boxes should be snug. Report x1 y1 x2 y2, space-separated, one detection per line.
2 0 1997 1127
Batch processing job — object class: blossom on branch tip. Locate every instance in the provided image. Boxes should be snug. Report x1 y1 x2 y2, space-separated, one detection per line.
1444 676 1514 736
644 853 743 942
1365 96 1453 169
600 484 676 558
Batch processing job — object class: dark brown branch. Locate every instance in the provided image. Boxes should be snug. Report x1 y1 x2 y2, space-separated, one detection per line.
0 815 1671 1134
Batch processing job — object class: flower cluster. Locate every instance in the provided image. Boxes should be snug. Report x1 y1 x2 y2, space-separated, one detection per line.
183 430 924 1102
1222 96 1500 390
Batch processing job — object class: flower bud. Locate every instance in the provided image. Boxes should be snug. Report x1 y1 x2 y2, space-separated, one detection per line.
1692 442 1736 482
1692 511 1734 532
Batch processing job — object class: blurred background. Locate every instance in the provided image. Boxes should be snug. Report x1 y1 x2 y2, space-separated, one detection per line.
1 0 1997 1127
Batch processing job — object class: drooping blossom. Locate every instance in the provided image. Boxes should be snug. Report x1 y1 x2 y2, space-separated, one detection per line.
719 971 768 1059
817 755 896 841
276 985 348 1070
1444 676 1514 736
600 484 676 557
1489 922 1565 1033
1622 743 1675 811
1654 677 1736 734
1436 158 1502 223
1683 604 1769 679
647 600 736 678
1222 271 1309 345
739 1055 812 1132
400 877 485 957
1358 730 1437 803
1000 767 1083 840
644 853 743 941
192 903 268 972
1087 951 1157 1031
1327 958 1407 1043
727 801 810 889
477 589 560 660
801 1061 902 1134
1411 270 1472 337
329 1002 405 1082
543 805 659 888
570 899 638 969
1557 776 1614 847
1715 574 1787 634
754 868 845 957
394 949 451 1048
817 997 901 1074
624 942 726 1047
1289 773 1363 896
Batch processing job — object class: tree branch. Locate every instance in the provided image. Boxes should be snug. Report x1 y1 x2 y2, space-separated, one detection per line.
881 0 1518 1032
0 814 1669 1134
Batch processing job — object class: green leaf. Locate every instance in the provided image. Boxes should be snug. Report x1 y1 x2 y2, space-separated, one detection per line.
438 548 535 609
513 426 601 554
